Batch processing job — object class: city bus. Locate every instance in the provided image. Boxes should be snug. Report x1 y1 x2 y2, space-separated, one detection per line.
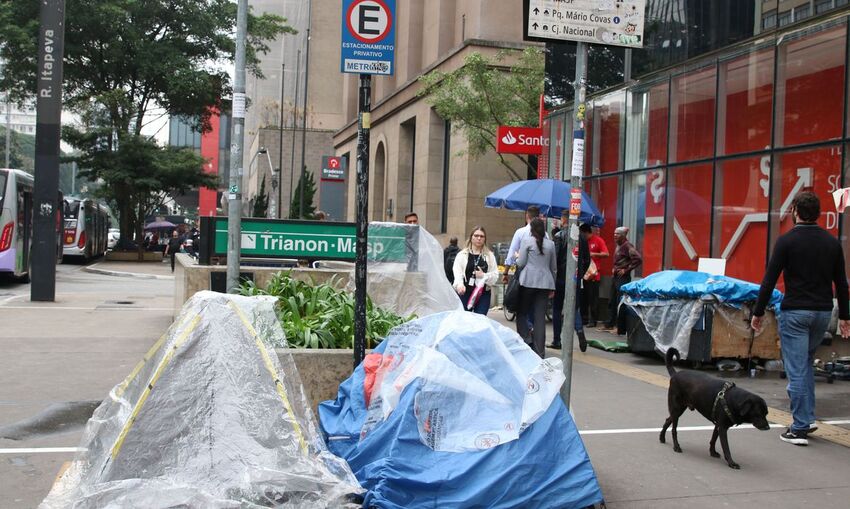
63 197 109 261
0 168 34 280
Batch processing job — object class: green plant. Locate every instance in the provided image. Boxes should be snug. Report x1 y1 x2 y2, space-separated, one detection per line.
240 272 413 349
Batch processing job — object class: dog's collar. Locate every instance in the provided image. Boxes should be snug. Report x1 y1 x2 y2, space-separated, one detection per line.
713 381 738 425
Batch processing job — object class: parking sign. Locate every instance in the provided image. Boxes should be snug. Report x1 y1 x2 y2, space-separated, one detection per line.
340 0 396 75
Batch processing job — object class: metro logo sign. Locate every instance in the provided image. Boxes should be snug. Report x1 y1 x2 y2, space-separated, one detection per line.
496 126 547 155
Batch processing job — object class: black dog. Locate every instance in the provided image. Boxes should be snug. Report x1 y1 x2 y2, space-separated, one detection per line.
660 348 771 469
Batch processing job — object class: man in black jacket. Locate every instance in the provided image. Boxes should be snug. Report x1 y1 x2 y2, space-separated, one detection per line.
550 212 590 352
443 237 460 283
752 192 850 446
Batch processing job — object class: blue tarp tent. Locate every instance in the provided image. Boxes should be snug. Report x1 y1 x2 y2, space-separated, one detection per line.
319 311 604 509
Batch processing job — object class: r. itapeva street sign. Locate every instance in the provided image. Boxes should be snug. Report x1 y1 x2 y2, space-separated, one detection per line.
527 0 647 48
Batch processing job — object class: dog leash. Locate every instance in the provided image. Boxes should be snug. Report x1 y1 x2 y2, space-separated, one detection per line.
712 381 738 425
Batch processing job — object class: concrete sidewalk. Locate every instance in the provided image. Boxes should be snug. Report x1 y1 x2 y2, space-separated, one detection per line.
489 309 850 508
81 259 175 280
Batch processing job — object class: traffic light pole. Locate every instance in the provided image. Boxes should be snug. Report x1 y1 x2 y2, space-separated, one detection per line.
354 73 371 369
226 0 248 293
560 41 588 407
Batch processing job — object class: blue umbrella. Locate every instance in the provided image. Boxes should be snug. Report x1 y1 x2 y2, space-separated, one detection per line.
484 179 605 227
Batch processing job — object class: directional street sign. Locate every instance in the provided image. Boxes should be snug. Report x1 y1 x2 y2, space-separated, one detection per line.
340 0 396 75
527 0 646 48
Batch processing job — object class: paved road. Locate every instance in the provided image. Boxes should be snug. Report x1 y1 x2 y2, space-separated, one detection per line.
0 261 173 507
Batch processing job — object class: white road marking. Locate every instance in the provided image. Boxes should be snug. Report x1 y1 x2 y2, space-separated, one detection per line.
0 447 84 454
579 419 850 435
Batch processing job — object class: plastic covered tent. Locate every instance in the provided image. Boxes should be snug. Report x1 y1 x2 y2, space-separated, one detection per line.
41 291 362 508
619 271 783 358
319 311 603 509
343 222 462 318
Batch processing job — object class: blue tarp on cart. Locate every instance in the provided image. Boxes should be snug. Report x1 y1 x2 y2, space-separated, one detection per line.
620 270 783 308
319 311 603 509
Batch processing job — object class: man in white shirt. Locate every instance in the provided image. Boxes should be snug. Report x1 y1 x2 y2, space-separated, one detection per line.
505 205 545 268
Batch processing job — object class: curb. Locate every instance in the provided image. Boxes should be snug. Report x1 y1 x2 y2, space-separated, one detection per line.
82 263 175 281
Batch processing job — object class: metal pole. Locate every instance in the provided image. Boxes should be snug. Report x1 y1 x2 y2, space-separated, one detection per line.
226 0 248 293
560 41 588 407
354 73 371 369
288 49 301 216
31 0 65 302
298 18 312 219
278 63 285 219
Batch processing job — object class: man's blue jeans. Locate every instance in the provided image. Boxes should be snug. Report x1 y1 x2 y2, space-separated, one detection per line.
778 309 831 433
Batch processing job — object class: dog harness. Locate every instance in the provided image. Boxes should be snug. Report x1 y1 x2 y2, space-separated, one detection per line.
712 381 737 425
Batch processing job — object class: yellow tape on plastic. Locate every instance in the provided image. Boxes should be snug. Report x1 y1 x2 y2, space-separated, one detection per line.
109 314 202 461
227 301 309 456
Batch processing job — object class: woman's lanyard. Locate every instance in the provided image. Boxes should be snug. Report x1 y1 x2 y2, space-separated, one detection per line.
470 252 482 285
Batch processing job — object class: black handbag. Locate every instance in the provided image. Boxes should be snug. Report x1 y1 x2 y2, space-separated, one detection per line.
503 266 523 313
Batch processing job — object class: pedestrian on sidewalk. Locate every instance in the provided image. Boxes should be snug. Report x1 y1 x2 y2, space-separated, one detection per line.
751 191 850 446
504 206 549 334
443 237 460 284
598 226 641 335
164 230 182 273
550 215 591 352
584 225 609 327
516 218 557 358
452 227 499 315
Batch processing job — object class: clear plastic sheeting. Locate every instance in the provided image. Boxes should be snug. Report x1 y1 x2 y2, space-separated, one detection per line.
360 311 564 452
622 297 705 359
41 291 362 509
319 311 603 508
344 222 462 318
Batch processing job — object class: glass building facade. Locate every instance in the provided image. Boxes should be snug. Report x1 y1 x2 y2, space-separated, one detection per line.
543 2 850 290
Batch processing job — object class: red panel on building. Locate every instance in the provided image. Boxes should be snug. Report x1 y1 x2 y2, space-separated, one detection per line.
199 108 221 217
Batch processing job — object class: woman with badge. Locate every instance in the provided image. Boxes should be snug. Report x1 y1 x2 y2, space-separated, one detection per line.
452 226 499 314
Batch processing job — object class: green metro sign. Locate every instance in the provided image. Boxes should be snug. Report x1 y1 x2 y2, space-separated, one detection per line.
209 217 412 263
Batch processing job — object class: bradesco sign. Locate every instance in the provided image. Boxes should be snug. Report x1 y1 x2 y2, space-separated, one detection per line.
340 0 396 75
212 218 408 262
496 126 548 155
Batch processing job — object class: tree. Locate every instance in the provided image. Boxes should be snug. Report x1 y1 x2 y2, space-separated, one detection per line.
289 170 316 219
0 126 35 172
252 175 269 218
417 47 544 182
0 0 295 249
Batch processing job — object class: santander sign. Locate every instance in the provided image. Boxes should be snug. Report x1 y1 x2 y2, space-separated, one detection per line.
496 126 547 155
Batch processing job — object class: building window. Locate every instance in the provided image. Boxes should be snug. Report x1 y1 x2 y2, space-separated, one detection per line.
664 163 713 271
625 81 669 170
795 5 811 21
776 22 846 148
621 170 665 277
712 156 770 282
815 0 834 14
717 46 774 155
585 175 620 276
670 65 716 163
777 12 792 27
762 11 777 30
591 91 625 174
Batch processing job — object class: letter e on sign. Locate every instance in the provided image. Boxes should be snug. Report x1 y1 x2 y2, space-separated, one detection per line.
348 0 392 43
